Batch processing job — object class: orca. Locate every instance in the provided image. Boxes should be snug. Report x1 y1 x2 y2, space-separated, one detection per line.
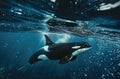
28 35 92 64
46 18 79 27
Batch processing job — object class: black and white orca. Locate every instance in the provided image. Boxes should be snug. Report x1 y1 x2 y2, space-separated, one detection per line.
28 35 92 64
46 18 79 27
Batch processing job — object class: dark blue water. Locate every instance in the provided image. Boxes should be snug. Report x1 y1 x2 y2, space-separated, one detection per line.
0 0 120 79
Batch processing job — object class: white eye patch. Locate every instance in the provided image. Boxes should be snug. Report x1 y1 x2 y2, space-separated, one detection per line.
72 46 81 49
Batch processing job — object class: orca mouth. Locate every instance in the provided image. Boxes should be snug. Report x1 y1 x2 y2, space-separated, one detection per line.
28 56 42 64
86 47 92 50
28 50 43 64
87 45 92 48
82 42 92 48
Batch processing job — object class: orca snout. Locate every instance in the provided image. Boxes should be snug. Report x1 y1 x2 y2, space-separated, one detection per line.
81 42 92 48
86 43 91 48
28 51 43 64
28 55 42 64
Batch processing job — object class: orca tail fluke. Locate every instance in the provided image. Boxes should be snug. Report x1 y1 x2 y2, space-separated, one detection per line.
28 51 42 64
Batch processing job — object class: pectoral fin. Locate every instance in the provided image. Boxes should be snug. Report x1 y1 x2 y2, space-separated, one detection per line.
59 54 73 64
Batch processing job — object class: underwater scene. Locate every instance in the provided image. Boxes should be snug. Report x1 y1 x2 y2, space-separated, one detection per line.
0 0 120 79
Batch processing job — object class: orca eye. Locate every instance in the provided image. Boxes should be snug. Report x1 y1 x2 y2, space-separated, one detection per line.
72 46 81 49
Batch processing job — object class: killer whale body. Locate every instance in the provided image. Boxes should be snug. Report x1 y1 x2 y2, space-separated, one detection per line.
28 35 92 64
46 18 79 27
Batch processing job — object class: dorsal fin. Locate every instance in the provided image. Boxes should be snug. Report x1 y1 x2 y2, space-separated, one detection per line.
44 34 54 45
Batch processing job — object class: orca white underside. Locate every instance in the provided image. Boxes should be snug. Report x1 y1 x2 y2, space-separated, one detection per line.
72 47 91 56
38 54 49 60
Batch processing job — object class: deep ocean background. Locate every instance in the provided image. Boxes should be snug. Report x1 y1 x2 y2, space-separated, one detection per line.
0 0 120 79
